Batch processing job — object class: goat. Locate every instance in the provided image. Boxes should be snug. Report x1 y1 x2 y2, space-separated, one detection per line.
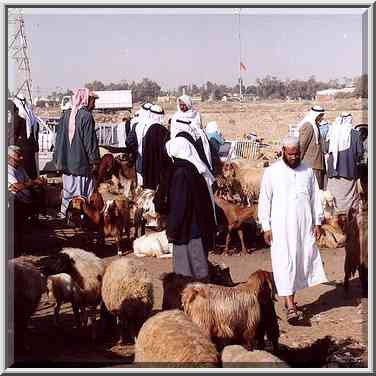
214 195 258 254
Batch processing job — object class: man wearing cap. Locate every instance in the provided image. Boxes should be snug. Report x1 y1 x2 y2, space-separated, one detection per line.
258 136 327 325
297 105 326 189
326 112 363 213
8 145 47 226
53 88 100 218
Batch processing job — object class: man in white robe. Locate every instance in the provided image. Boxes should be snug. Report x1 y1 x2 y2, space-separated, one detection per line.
258 136 328 325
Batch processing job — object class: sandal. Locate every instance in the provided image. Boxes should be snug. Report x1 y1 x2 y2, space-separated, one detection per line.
286 307 302 325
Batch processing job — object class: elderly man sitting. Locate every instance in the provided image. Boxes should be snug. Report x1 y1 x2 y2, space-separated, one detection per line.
8 145 47 227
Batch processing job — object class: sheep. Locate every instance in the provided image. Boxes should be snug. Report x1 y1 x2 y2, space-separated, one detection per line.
160 261 236 310
8 258 47 351
101 258 154 344
37 248 105 340
46 273 83 327
181 271 265 351
319 190 337 220
344 200 368 297
134 309 220 366
221 160 264 205
317 215 346 249
214 195 258 254
221 345 288 367
133 230 172 258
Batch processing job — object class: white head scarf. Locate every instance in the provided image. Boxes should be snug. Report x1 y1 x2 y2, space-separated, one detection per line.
149 104 165 125
166 136 216 221
327 112 353 169
13 94 39 139
171 95 201 139
297 105 325 144
206 121 219 134
135 103 153 156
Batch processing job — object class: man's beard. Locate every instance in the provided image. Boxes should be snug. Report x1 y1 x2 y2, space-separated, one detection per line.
283 155 300 169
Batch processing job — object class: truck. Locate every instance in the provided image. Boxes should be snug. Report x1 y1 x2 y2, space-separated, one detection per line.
61 89 132 113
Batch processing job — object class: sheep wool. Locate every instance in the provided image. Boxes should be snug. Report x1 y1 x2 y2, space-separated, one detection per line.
101 258 154 341
61 248 105 307
221 345 288 367
135 309 219 366
9 258 47 348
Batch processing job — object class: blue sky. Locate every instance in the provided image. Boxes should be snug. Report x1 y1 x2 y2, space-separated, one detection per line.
7 7 367 95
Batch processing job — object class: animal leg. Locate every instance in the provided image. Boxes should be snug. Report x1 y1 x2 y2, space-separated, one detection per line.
72 302 81 328
53 303 61 326
224 230 232 255
237 229 247 254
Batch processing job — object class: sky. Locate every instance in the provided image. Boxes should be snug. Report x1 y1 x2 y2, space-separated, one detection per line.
7 7 368 96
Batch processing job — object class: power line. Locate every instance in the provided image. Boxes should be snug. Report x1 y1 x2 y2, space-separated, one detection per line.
8 9 33 103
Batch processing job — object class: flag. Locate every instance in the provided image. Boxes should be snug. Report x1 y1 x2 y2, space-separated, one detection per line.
240 62 247 71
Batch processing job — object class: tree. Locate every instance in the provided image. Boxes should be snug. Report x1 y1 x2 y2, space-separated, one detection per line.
354 74 368 98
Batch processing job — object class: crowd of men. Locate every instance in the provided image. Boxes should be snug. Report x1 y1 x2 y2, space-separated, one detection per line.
7 90 368 326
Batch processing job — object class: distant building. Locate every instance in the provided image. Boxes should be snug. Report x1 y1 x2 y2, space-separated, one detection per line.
315 87 356 101
157 95 176 103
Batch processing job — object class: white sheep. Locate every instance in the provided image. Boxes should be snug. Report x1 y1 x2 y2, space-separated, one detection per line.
46 273 83 327
135 309 220 366
133 230 172 258
101 258 154 344
221 345 288 367
37 248 106 340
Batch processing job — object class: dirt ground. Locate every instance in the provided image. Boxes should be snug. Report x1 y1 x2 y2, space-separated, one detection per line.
9 212 368 369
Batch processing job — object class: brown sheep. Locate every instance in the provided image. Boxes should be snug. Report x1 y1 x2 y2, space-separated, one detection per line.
134 310 220 366
214 196 258 254
181 271 265 351
316 215 346 249
344 200 368 297
160 261 236 310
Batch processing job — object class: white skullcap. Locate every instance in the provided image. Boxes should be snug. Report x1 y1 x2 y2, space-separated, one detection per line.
340 111 351 117
281 135 300 147
142 102 153 110
206 121 219 134
8 145 22 156
150 104 164 115
311 105 325 113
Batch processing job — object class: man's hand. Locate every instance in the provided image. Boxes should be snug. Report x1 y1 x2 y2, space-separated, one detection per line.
32 177 47 187
314 225 322 241
263 230 273 246
9 182 26 193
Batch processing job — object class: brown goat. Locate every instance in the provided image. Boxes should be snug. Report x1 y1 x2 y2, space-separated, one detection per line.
251 270 280 354
214 195 258 254
69 193 130 255
95 152 137 199
103 199 131 256
344 200 368 297
181 271 265 351
160 261 236 310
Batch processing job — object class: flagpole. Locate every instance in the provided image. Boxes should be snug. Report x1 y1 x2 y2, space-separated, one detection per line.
238 8 243 112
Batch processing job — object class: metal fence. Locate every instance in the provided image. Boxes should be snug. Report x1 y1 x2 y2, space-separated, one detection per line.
231 140 260 160
95 123 119 146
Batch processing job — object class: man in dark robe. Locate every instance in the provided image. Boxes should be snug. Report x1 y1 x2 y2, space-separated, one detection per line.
8 97 40 179
165 137 216 280
53 88 100 217
142 104 171 190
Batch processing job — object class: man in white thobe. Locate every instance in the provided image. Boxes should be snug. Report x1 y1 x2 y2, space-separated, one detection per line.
258 136 328 325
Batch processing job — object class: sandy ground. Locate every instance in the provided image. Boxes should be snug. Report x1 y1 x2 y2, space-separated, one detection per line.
9 213 368 369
